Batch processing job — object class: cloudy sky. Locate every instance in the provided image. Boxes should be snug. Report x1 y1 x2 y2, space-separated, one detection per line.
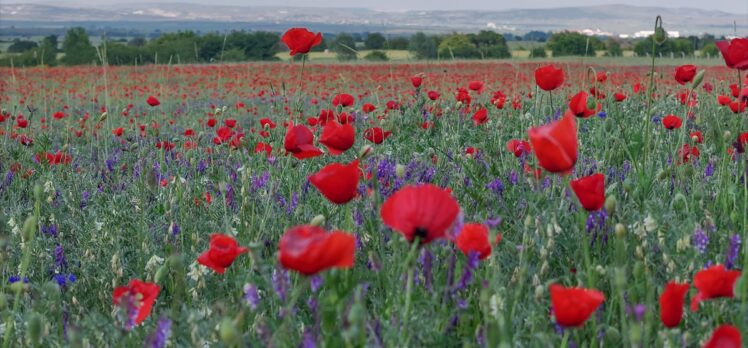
10 0 748 12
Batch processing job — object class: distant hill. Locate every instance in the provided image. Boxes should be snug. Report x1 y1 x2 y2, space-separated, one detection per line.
1 2 746 36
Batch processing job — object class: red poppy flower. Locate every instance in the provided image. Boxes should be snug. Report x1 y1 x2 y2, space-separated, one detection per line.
472 108 489 125
255 142 272 157
427 90 440 101
380 184 461 244
146 95 160 107
224 119 237 128
468 80 484 93
411 75 423 88
364 127 391 144
197 233 248 274
455 223 491 260
44 151 72 165
309 160 360 204
279 225 355 275
729 101 747 114
207 118 217 127
718 95 732 106
690 131 704 143
659 281 689 328
568 91 600 118
528 111 578 174
596 71 607 82
284 124 323 159
332 93 355 107
715 38 748 70
662 115 683 130
614 92 627 102
281 28 323 56
113 127 124 137
319 120 354 155
534 64 565 91
260 118 276 129
17 118 28 128
570 173 605 211
678 144 700 164
53 111 66 120
704 324 742 348
549 284 605 327
112 279 161 327
491 90 507 109
362 103 376 113
674 65 697 85
690 264 741 312
506 139 531 157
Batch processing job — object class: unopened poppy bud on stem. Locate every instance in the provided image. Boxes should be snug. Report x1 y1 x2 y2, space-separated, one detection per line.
358 145 373 159
654 27 667 44
27 312 43 346
219 317 239 346
22 215 37 242
691 70 705 89
395 164 406 178
604 196 617 215
310 214 326 227
99 112 108 122
615 223 626 238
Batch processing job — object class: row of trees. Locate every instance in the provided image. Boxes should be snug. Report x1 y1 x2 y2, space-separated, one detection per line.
0 27 726 67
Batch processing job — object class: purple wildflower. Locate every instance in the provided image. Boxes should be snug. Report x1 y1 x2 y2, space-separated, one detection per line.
725 234 741 269
486 178 504 195
692 227 709 254
144 317 172 348
243 283 260 310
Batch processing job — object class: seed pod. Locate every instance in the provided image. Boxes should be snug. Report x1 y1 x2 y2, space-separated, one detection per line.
219 317 239 347
22 216 37 242
27 312 43 346
310 215 326 227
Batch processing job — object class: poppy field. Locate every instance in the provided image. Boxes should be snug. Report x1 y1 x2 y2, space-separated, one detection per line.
1 30 748 347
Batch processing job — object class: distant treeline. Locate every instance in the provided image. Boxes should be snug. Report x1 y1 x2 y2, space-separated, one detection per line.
0 27 723 67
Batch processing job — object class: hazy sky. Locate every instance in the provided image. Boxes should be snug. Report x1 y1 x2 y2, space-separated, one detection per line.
11 0 748 12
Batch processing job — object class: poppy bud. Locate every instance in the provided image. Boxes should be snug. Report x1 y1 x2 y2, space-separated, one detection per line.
310 214 326 227
691 70 705 89
154 265 169 284
395 164 405 178
168 254 184 270
604 196 617 215
215 107 222 115
33 184 42 202
534 285 544 301
358 145 373 159
605 327 621 343
219 317 239 346
27 312 43 346
724 130 732 139
615 223 626 238
22 216 37 242
654 27 667 44
586 97 597 111
10 281 25 294
99 112 108 122
43 281 60 302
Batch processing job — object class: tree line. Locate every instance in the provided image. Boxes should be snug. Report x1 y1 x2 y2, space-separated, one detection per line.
0 27 724 67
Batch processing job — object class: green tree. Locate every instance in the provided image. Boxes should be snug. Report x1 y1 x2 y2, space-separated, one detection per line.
529 46 547 58
38 35 58 65
387 36 410 50
105 41 142 65
547 31 602 57
438 34 480 59
333 33 357 61
61 27 97 65
364 50 388 61
7 39 37 53
365 33 386 50
633 35 695 57
408 32 438 59
128 37 146 47
605 39 623 57
468 30 510 59
701 43 719 58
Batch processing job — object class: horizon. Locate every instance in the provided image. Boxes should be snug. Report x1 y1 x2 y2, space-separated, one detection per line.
6 0 748 13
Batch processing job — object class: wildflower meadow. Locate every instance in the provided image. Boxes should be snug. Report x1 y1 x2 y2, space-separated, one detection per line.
0 27 747 347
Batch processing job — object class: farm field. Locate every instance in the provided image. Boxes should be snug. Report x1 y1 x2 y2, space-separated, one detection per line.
1 39 747 347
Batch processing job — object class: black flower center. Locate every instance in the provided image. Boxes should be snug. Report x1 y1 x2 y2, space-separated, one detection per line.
413 227 428 241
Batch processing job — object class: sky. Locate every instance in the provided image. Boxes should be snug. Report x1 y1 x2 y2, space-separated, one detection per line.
8 0 748 12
